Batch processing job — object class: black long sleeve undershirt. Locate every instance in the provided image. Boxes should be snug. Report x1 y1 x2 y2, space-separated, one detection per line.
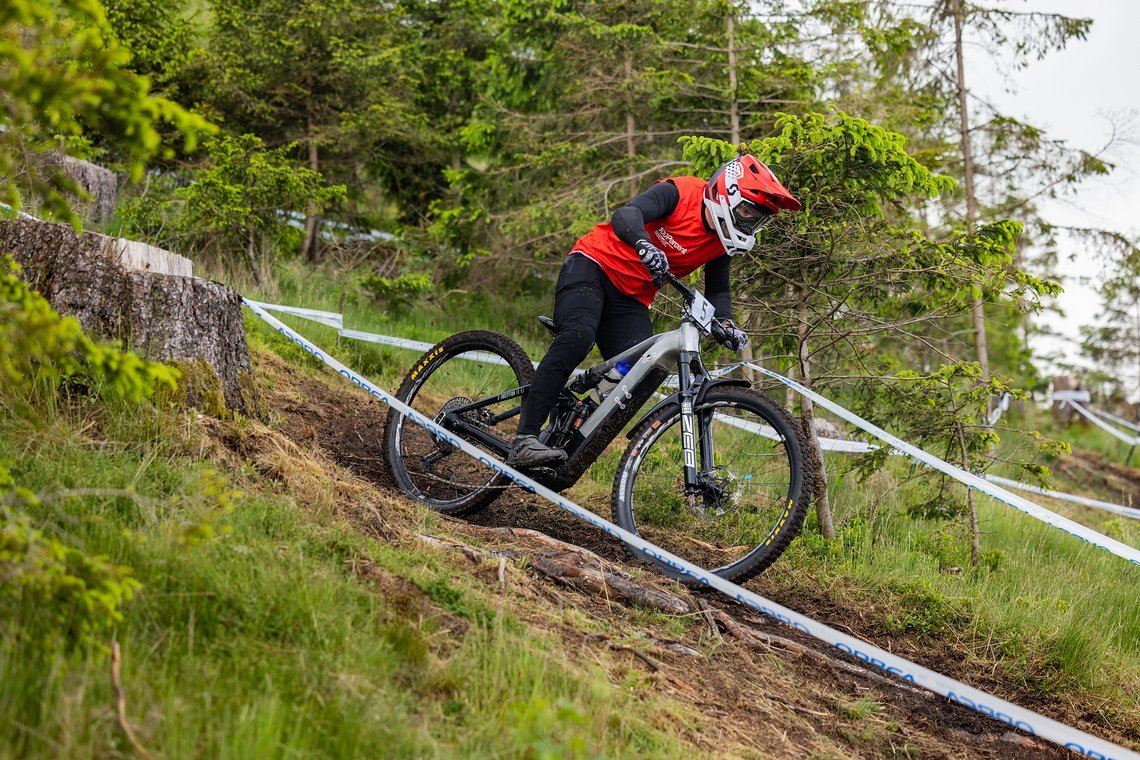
703 255 732 319
611 181 679 246
610 180 733 319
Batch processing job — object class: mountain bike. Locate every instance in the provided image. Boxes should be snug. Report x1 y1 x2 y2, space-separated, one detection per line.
384 273 813 583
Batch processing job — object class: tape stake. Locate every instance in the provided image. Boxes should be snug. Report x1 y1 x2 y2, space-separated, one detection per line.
742 364 1140 567
242 300 1139 759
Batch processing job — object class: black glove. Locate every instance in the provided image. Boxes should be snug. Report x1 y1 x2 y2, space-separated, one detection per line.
634 239 669 280
717 319 748 353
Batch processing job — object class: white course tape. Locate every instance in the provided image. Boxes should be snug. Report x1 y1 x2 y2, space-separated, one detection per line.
987 392 1012 426
243 299 1137 759
1067 401 1140 446
1054 390 1093 403
245 300 344 330
743 363 1140 567
0 201 40 221
341 328 510 366
1091 408 1140 435
984 475 1140 521
718 413 877 454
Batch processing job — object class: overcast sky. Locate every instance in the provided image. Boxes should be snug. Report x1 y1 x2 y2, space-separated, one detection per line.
965 0 1140 381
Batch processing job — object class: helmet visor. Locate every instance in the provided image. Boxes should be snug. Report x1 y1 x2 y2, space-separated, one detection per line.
732 200 774 234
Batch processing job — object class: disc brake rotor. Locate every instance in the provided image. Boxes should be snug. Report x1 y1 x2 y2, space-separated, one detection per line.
687 468 742 518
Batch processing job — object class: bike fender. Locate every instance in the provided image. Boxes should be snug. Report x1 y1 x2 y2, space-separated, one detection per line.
696 377 751 404
627 378 751 438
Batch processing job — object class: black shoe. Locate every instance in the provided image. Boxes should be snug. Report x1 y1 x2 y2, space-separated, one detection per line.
507 435 567 469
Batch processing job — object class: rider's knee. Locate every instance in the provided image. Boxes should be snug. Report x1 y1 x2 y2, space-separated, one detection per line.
552 327 595 360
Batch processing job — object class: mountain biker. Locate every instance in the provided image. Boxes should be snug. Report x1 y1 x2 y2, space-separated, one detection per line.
507 155 802 469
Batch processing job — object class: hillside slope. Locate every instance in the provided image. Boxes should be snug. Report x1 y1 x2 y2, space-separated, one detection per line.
254 340 1122 758
5 313 1137 757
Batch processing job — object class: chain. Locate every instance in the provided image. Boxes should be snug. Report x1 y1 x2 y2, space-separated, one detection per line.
407 467 519 492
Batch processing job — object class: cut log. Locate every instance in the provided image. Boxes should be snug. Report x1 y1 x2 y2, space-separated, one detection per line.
1051 375 1082 427
39 153 119 223
0 218 261 418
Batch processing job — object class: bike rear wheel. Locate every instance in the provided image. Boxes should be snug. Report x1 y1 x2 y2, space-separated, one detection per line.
612 387 812 584
384 330 534 515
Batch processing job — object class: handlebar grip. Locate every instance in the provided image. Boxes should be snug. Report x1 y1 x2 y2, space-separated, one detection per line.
652 273 666 288
710 318 729 343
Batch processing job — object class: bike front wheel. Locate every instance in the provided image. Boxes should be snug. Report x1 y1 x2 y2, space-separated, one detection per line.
612 387 812 585
384 330 534 515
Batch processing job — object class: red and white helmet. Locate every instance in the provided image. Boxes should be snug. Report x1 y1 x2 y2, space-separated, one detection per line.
703 155 801 256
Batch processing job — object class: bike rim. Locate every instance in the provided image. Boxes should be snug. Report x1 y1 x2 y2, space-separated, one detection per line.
624 399 798 575
393 344 527 507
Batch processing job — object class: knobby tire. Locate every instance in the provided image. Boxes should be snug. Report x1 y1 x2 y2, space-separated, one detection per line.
612 387 813 584
384 330 534 516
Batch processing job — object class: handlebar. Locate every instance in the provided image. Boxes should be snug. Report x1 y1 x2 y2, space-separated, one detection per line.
655 271 696 303
653 272 740 350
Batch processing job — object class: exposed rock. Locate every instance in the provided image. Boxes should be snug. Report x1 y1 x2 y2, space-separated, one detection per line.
0 217 260 418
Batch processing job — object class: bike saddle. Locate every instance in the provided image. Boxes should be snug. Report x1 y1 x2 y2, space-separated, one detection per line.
537 316 556 336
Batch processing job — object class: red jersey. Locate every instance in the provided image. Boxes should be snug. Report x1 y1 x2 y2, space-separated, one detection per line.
572 175 725 306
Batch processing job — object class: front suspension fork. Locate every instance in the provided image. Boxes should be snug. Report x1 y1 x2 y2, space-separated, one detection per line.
677 354 715 492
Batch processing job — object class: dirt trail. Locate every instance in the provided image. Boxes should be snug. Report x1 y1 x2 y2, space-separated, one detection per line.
256 349 1137 758
1054 448 1140 507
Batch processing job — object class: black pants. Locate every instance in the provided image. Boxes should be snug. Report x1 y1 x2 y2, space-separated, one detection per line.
517 253 653 437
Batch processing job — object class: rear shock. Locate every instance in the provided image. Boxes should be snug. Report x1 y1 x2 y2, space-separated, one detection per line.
544 394 597 449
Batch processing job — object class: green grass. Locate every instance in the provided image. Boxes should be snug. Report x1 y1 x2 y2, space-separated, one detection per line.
0 384 693 758
778 446 1140 714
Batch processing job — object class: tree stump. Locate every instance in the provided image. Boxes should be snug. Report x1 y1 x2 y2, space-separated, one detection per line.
0 218 261 418
38 153 120 223
1051 375 1082 427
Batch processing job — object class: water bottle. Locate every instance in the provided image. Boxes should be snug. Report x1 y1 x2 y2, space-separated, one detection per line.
590 362 631 405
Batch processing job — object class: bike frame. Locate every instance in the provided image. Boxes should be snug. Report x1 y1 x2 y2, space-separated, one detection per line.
440 275 739 492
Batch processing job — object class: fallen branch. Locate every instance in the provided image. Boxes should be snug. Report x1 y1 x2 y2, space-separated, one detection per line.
608 643 662 672
529 552 691 616
601 640 694 692
425 532 693 616
487 526 613 567
111 641 154 760
695 598 724 642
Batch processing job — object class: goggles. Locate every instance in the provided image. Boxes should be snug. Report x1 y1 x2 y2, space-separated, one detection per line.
732 200 775 234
